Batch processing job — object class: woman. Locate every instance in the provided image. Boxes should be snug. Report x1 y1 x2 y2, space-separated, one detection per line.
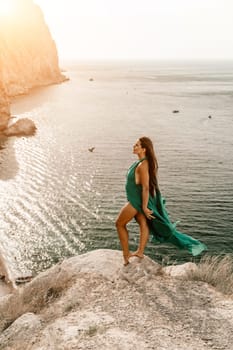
116 136 207 266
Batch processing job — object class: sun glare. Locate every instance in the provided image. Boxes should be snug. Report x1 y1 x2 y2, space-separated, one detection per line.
0 0 14 17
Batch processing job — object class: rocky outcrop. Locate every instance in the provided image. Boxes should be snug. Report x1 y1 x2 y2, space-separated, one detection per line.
0 249 233 349
3 118 36 136
0 83 10 132
0 0 66 136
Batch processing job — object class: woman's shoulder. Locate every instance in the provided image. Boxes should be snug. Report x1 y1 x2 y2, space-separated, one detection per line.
137 159 149 171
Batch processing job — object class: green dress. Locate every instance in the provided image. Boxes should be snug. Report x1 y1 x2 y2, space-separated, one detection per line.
126 158 207 256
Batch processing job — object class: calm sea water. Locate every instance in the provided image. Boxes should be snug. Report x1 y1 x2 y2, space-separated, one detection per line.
0 60 233 275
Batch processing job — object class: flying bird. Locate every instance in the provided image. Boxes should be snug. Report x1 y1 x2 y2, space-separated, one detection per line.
88 147 95 152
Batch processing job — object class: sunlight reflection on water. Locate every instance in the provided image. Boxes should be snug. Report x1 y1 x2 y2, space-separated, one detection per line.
1 61 233 274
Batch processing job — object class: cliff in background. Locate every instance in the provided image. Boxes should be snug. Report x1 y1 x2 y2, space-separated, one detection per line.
0 0 66 133
0 82 10 131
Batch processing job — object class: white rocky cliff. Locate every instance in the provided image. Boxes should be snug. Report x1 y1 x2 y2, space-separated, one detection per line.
0 0 66 135
0 250 233 350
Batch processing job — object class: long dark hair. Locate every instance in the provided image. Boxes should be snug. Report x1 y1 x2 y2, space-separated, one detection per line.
139 136 159 196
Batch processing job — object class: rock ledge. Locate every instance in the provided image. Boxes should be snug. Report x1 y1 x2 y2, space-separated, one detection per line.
0 249 233 350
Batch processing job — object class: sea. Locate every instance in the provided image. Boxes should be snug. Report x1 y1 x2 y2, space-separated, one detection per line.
0 60 233 275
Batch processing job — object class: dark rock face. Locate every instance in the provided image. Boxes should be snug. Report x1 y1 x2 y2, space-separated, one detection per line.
0 0 66 135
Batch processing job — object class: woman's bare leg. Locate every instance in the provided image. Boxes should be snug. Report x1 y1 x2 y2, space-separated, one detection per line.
116 203 138 265
131 212 149 258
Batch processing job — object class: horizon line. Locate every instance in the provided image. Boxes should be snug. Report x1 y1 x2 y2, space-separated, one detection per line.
60 57 233 64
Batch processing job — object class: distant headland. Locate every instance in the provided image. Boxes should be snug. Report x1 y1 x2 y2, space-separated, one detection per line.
0 0 67 137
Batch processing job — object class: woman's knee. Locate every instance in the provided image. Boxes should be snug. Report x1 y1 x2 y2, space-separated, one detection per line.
136 214 148 230
115 217 124 229
115 203 137 229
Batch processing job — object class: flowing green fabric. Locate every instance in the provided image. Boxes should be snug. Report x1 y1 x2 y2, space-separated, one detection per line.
126 158 207 256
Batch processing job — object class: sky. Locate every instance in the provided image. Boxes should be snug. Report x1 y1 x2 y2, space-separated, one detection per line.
31 0 233 61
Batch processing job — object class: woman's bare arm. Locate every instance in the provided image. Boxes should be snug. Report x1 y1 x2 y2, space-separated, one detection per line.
138 161 154 219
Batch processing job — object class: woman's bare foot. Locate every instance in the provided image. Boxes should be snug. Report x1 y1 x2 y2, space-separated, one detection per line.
130 250 144 259
123 253 131 266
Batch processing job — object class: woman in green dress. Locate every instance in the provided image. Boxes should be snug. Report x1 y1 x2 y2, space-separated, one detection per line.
116 136 207 266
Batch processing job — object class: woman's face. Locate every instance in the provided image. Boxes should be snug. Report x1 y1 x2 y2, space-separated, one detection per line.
133 140 146 156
